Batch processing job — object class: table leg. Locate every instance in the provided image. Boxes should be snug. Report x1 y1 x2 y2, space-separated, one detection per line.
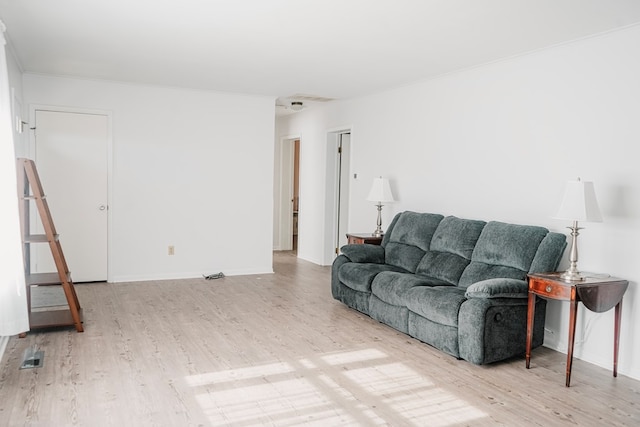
613 298 623 377
566 293 578 387
525 292 535 369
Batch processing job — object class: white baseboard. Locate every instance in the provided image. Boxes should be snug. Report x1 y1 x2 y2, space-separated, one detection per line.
0 336 9 364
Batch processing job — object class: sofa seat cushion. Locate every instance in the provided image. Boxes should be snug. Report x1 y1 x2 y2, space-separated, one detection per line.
371 272 451 306
404 286 467 327
338 263 406 293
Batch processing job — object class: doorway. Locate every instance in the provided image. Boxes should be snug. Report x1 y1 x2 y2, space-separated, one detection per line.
292 139 300 252
31 108 110 283
278 136 301 252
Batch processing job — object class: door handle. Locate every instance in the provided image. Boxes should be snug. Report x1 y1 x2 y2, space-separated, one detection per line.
99 205 107 211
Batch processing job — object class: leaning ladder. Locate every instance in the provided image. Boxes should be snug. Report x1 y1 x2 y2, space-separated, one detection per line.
16 158 83 333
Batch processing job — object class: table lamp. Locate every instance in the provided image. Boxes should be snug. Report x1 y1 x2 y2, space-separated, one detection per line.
554 177 602 282
367 176 395 237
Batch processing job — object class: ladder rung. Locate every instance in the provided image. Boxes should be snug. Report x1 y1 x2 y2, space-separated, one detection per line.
21 195 46 200
26 272 72 286
29 309 83 330
23 234 59 243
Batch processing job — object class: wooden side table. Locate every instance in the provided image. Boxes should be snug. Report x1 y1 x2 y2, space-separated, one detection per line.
526 272 629 387
346 233 383 245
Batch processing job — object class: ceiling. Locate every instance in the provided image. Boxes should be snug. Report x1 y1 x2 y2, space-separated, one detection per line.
2 0 640 110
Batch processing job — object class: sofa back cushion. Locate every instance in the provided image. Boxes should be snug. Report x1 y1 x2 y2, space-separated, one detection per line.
458 221 548 288
384 212 444 272
415 216 486 285
529 232 567 273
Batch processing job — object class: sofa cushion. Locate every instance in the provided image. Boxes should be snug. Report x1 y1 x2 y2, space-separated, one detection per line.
430 216 486 258
384 243 426 274
384 212 444 272
458 221 548 287
338 263 406 293
340 244 385 264
372 272 451 306
529 232 567 273
470 221 548 271
464 278 528 299
404 286 467 327
458 262 527 288
415 251 471 286
415 216 486 285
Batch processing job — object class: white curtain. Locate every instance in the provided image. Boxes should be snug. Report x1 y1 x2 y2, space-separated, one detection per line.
0 20 29 336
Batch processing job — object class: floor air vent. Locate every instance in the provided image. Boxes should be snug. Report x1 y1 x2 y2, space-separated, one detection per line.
20 348 44 369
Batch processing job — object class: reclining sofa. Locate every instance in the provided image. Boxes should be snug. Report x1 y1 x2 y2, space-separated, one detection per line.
331 211 566 365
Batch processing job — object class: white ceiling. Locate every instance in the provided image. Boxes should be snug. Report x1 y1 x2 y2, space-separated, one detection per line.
2 0 640 106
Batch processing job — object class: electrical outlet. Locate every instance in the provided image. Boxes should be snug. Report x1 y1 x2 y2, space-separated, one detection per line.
168 245 175 255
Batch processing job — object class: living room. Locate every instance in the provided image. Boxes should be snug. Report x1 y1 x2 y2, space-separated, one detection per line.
1 1 640 425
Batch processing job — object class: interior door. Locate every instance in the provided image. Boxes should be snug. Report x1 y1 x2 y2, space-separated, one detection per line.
33 110 108 282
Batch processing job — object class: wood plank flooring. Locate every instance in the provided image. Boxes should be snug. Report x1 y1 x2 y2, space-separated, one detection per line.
1 251 639 426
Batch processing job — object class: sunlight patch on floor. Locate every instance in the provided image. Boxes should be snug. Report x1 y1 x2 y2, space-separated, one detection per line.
184 362 294 387
185 348 487 426
343 362 486 426
195 377 352 426
321 348 388 365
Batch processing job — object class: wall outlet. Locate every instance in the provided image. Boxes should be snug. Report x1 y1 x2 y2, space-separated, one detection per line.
168 245 175 255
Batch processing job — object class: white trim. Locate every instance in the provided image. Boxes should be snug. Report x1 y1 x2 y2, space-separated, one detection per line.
28 104 114 282
324 126 352 265
110 267 274 283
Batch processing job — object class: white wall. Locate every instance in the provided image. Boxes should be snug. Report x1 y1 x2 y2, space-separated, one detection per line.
276 25 640 380
0 26 24 360
23 74 275 282
1 36 26 354
6 43 26 156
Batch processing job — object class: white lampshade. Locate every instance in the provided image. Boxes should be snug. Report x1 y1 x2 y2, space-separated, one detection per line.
367 176 395 203
554 178 602 223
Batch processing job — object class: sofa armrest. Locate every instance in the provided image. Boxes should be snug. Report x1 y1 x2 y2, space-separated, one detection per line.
464 278 528 299
340 244 385 264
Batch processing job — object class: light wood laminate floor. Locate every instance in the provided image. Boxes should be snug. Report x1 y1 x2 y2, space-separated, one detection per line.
1 252 639 426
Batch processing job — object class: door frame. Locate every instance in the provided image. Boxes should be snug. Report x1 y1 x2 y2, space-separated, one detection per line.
324 126 352 265
277 134 301 251
28 104 114 281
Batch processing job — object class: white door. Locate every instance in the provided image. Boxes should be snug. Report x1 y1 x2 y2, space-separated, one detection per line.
33 110 109 282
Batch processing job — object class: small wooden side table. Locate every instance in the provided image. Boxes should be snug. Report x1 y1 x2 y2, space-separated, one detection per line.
526 272 629 387
346 233 383 245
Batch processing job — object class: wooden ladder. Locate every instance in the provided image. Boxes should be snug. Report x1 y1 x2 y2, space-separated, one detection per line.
17 157 84 333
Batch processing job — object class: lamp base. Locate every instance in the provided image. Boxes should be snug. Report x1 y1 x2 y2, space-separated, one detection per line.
372 203 384 238
560 222 586 283
560 269 586 283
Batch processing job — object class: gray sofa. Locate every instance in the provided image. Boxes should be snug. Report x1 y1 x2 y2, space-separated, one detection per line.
331 211 567 365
